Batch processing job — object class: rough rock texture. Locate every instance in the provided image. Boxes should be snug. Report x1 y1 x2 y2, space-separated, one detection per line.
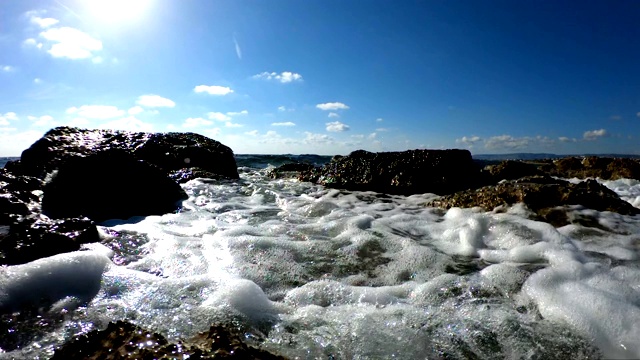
267 163 316 179
299 149 480 195
169 167 230 183
19 126 239 179
0 127 237 265
428 176 640 226
1 215 99 265
486 160 544 182
51 320 287 360
42 150 187 222
549 156 640 180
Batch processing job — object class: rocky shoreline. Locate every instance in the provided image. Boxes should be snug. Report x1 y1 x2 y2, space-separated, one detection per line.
2 126 640 358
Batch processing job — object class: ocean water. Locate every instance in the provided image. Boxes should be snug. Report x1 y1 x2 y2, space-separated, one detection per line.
1 156 640 359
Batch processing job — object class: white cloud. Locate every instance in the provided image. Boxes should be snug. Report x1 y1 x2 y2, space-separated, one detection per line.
368 133 377 140
225 122 243 128
194 85 233 95
204 128 221 137
558 136 577 143
278 106 286 112
245 130 259 136
456 135 482 146
3 112 18 121
376 118 384 122
136 94 175 108
128 106 144 115
28 115 55 127
34 78 42 84
208 112 231 121
91 56 103 64
271 122 296 127
304 132 333 144
99 116 154 132
375 128 389 132
636 112 640 118
485 135 532 150
183 117 212 128
0 129 44 156
328 112 340 118
66 105 125 119
252 71 303 83
583 129 608 141
31 16 59 28
316 102 350 111
226 110 248 116
24 38 43 49
40 27 103 60
326 121 350 132
1 65 15 72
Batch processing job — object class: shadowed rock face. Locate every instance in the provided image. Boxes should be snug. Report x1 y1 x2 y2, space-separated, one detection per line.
0 127 238 265
18 126 239 179
428 176 640 226
51 320 287 360
299 149 480 195
41 150 188 222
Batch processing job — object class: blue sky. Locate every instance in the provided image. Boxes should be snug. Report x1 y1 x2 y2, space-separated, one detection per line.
0 0 639 156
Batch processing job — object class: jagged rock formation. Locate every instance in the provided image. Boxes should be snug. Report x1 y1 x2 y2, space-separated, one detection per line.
428 176 640 226
299 149 480 195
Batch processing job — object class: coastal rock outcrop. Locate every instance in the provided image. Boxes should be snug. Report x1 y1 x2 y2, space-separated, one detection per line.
547 156 640 180
428 176 639 226
0 127 238 265
41 150 188 222
51 320 286 359
18 126 239 179
299 149 480 195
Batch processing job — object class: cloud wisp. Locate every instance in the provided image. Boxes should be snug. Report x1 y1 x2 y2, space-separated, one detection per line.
583 129 608 141
317 102 350 111
326 121 350 132
136 95 176 108
194 85 234 95
253 71 303 83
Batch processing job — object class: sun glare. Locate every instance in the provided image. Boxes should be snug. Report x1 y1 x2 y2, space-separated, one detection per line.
84 0 153 23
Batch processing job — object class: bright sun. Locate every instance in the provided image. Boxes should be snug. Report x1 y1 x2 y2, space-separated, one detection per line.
84 0 153 23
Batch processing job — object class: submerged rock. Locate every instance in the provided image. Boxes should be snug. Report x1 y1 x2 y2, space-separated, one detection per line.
428 176 639 226
42 150 187 222
299 149 480 195
51 320 287 359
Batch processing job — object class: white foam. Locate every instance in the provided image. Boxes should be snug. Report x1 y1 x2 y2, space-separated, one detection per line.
6 169 640 358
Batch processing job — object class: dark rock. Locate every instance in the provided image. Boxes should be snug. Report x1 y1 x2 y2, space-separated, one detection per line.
18 126 238 179
550 156 640 180
299 149 480 195
268 163 316 179
51 320 287 359
169 167 228 183
1 215 99 265
486 160 543 182
428 176 639 226
42 150 188 222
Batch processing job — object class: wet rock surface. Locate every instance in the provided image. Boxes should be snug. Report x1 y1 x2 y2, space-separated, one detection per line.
267 163 316 179
0 127 238 265
42 149 187 222
548 156 640 180
51 320 287 360
299 149 480 195
428 176 640 226
18 126 239 179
